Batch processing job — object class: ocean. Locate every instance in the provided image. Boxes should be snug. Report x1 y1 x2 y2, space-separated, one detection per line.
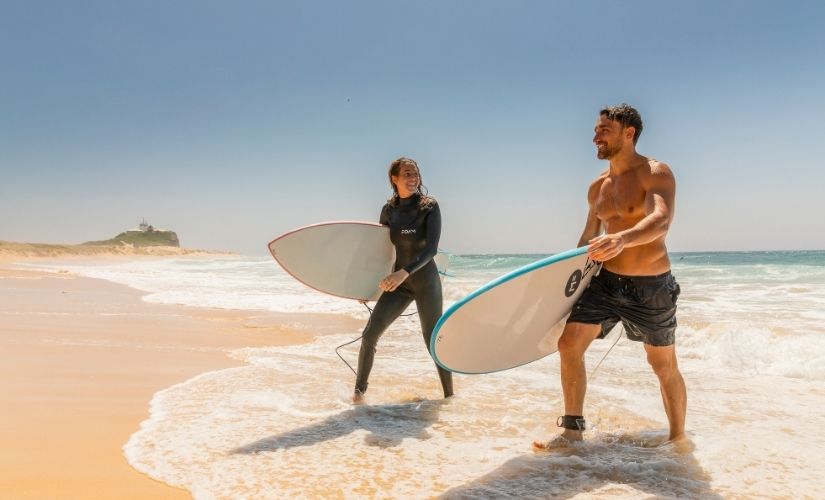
33 251 825 498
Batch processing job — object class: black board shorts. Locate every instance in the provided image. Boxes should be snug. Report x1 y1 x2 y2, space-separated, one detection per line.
567 268 680 346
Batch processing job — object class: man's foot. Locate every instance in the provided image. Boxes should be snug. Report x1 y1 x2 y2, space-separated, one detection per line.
667 433 695 453
352 390 365 405
532 430 583 451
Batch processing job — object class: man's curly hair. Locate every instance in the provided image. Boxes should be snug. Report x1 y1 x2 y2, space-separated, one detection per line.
600 103 644 144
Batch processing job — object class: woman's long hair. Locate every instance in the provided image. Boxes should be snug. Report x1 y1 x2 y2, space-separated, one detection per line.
387 157 434 208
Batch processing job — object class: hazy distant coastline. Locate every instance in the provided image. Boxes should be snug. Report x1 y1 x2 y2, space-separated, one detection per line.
0 241 234 260
0 219 235 260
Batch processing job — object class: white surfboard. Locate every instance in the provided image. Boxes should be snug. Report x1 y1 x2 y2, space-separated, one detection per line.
268 221 450 302
433 251 451 278
430 247 601 374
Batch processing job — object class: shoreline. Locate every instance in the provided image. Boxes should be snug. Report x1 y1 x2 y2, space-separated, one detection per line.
0 257 361 498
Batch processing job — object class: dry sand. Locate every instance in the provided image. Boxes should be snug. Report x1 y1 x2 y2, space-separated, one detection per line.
0 259 360 499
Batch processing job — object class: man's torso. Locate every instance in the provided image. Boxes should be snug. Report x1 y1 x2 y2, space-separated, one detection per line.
593 157 671 276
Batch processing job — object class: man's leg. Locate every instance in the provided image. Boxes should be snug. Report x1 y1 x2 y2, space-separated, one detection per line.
558 322 602 440
644 343 687 441
534 321 601 448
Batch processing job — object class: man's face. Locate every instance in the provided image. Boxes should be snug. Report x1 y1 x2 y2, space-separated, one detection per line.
593 115 631 160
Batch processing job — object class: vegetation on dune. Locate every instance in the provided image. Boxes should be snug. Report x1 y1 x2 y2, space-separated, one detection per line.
83 230 180 247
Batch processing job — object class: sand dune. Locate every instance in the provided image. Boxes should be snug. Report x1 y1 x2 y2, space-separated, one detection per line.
0 241 233 261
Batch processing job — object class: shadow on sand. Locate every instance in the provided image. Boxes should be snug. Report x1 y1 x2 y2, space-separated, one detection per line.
231 398 445 453
441 431 722 499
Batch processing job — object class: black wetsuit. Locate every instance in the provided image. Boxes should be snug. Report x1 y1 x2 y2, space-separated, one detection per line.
354 193 454 397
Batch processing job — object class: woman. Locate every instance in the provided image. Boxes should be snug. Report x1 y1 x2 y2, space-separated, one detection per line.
353 157 454 403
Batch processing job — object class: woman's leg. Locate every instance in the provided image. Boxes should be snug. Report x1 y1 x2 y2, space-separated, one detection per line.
415 280 453 397
354 290 413 394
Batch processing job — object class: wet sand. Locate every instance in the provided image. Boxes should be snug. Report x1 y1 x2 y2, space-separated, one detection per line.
0 262 357 499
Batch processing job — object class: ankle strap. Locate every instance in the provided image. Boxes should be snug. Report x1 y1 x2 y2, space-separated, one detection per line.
557 415 586 431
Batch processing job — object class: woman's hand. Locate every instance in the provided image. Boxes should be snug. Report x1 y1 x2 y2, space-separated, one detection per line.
379 269 410 292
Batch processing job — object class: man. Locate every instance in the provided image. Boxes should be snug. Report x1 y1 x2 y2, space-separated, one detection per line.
535 104 686 448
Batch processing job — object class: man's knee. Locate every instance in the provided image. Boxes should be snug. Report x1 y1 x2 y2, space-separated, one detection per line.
558 323 599 357
646 347 678 378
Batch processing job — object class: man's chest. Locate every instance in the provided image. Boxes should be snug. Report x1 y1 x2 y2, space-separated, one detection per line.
595 178 647 221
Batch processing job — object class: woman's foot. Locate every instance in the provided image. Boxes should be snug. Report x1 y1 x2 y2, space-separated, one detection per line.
352 390 365 405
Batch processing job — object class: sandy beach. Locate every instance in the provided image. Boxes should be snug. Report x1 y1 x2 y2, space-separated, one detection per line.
0 256 357 499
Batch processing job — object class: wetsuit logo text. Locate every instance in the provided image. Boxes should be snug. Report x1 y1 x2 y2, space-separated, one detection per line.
401 229 416 234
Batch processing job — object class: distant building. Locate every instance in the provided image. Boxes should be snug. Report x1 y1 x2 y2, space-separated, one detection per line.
128 219 157 233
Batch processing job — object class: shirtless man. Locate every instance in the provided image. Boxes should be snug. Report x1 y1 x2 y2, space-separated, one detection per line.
535 104 686 448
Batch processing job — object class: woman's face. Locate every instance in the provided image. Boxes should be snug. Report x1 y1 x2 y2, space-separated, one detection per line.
392 164 420 198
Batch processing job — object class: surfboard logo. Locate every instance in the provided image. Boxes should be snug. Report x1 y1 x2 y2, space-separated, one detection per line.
565 270 583 297
583 258 599 276
566 259 601 297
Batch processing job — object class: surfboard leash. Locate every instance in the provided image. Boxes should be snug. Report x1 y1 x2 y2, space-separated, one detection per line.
335 334 362 375
334 302 418 376
361 302 417 317
587 325 624 381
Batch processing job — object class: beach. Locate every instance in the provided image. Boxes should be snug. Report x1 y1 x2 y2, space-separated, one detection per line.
2 251 824 498
0 256 358 499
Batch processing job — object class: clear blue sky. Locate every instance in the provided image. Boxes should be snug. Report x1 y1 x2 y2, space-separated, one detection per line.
2 1 823 254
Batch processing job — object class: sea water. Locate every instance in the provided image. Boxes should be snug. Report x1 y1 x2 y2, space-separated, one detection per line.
34 251 825 498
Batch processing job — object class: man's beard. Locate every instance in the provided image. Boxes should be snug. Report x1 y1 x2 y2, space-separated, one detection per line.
596 142 622 160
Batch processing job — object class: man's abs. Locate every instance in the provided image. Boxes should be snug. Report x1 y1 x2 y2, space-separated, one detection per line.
603 240 671 276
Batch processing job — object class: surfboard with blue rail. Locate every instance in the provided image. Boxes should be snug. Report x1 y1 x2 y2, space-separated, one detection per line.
430 247 600 374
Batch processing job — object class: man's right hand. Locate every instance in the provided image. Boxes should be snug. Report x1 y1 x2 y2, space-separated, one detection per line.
588 232 626 262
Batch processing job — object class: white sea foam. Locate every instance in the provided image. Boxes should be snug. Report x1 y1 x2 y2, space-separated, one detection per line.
123 338 708 498
123 324 825 498
29 257 372 317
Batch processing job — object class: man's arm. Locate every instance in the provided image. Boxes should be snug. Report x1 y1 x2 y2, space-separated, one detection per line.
578 179 604 247
588 162 675 262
